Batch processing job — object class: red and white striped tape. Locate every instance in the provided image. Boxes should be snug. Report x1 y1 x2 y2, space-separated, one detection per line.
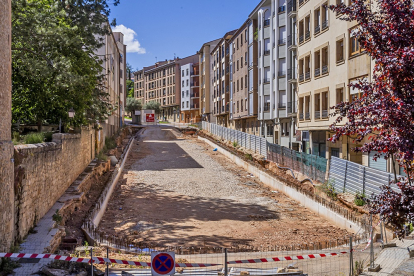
226 251 349 264
361 220 382 252
0 253 219 268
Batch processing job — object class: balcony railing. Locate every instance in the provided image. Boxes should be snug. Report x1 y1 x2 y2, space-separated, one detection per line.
226 47 229 55
226 67 229 74
322 65 328 74
305 112 310 120
287 102 296 113
278 6 286 13
191 93 199 98
315 110 320 119
322 20 329 30
305 31 310 40
191 82 199 87
287 35 296 47
278 70 286 77
190 104 199 109
279 102 287 108
264 104 271 112
299 73 304 82
299 113 304 120
226 86 229 92
315 25 320 34
264 78 271 83
305 71 311 80
299 0 304 5
287 68 296 80
264 50 271 55
287 0 297 12
315 67 320 77
264 19 270 27
278 38 287 45
299 35 304 44
322 109 328 118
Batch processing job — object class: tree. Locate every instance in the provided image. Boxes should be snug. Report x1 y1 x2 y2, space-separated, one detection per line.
144 101 161 115
329 0 414 236
126 63 134 98
125 98 142 114
11 0 118 130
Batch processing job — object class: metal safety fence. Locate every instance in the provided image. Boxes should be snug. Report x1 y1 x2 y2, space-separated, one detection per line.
202 122 267 158
329 156 402 196
267 143 328 183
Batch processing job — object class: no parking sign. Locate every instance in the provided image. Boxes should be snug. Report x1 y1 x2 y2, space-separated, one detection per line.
151 252 176 275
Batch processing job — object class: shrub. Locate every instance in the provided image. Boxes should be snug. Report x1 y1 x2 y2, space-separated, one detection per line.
52 209 62 225
97 151 108 161
44 132 54 142
104 136 117 152
245 154 253 161
354 191 367 206
322 179 338 200
232 141 238 147
24 132 44 144
0 258 21 276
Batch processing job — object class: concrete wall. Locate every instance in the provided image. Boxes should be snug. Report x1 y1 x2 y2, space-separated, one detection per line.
0 0 15 252
13 128 96 242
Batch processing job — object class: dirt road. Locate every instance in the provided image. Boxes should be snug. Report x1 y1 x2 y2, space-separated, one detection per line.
98 126 348 247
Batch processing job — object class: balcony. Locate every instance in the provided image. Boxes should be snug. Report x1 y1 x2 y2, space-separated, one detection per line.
299 35 304 44
190 104 199 110
322 20 329 30
299 73 304 82
305 31 310 40
287 68 296 80
287 102 296 113
287 35 296 47
299 113 304 120
191 92 199 98
305 112 310 120
226 86 229 92
278 6 286 13
315 110 320 119
278 38 287 45
226 47 229 56
287 0 297 13
264 78 271 84
226 67 229 74
305 71 311 80
264 19 270 27
264 50 271 55
191 82 199 87
315 25 320 34
278 70 286 77
315 67 320 77
279 102 287 108
322 65 328 74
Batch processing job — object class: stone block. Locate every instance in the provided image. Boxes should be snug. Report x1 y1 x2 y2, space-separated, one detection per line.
368 264 381 272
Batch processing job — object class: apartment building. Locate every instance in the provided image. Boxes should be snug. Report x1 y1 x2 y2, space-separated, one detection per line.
296 0 375 167
179 63 201 123
199 39 221 124
212 30 237 127
96 26 126 137
249 0 298 149
229 21 259 135
135 69 145 104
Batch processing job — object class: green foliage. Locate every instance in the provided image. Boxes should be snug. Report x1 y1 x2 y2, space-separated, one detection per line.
0 258 21 276
232 141 238 147
144 101 161 114
354 191 367 206
97 151 108 161
353 259 365 275
52 209 62 225
322 179 338 200
104 136 117 152
24 132 44 144
245 153 253 161
11 0 115 129
254 28 259 41
44 132 54 142
125 98 142 113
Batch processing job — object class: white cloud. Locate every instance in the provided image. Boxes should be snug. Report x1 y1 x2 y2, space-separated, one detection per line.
112 24 146 54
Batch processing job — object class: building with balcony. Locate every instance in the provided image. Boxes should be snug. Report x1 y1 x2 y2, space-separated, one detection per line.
250 0 298 148
199 39 221 124
296 0 375 168
179 63 201 123
211 30 237 127
229 20 259 134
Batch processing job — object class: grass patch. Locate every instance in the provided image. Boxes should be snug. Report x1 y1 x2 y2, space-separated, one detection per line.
24 132 45 144
159 121 169 124
124 116 132 120
0 257 21 276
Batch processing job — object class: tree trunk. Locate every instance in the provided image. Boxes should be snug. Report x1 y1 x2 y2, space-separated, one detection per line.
37 119 43 133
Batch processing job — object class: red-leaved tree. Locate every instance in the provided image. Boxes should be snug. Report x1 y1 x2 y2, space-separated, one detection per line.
329 0 414 236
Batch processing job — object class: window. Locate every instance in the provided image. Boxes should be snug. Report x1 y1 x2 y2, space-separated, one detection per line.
186 69 189 76
322 3 329 30
245 99 248 111
264 39 271 55
264 95 271 111
241 77 243 89
314 8 321 34
186 79 189 86
299 20 304 43
336 39 344 62
299 58 304 82
305 55 311 80
245 74 248 88
267 123 273 136
279 26 286 44
349 77 367 102
187 101 189 108
241 57 243 68
336 87 344 105
182 80 184 87
279 90 287 108
241 34 243 45
305 15 311 40
350 28 362 56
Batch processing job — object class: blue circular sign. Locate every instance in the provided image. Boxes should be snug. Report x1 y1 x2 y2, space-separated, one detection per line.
152 253 175 275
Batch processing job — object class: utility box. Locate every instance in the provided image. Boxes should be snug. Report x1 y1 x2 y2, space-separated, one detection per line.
141 109 156 125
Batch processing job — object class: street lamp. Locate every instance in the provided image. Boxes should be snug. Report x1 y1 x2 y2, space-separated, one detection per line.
68 108 75 118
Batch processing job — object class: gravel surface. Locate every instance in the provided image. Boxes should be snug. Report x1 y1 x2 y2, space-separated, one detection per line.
98 126 349 248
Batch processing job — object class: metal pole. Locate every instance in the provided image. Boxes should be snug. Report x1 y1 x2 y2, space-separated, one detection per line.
370 214 374 268
383 222 388 244
224 248 228 276
106 247 109 276
91 247 94 276
349 236 353 276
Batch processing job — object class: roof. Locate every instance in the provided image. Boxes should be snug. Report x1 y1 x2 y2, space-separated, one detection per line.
199 38 221 53
211 29 238 53
248 0 271 18
229 19 249 43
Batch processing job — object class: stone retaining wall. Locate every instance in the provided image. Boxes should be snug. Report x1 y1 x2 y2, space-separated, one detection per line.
13 128 96 242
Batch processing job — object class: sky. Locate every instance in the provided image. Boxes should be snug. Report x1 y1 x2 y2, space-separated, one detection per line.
109 0 260 71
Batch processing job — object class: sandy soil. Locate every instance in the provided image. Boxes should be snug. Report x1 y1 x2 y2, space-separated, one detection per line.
98 126 349 248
